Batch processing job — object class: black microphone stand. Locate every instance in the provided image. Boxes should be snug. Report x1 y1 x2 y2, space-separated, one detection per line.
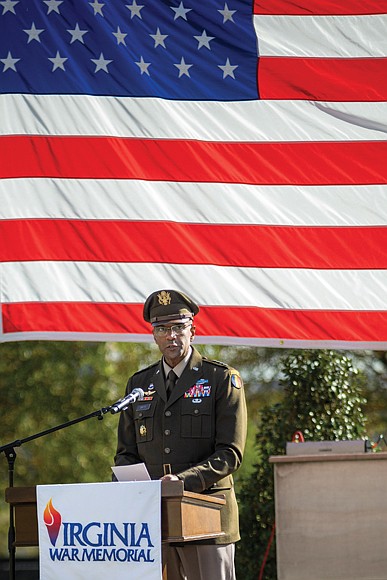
0 405 112 580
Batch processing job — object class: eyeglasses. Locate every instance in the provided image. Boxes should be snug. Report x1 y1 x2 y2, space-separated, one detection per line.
153 323 192 337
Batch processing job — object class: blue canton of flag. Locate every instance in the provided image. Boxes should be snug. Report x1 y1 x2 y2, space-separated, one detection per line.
0 0 258 100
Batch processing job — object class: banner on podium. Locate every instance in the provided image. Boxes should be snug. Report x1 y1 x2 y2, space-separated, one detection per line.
37 481 162 580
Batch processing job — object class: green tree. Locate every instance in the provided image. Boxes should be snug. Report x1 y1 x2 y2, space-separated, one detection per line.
0 341 279 557
236 349 367 580
1 342 384 565
0 341 158 557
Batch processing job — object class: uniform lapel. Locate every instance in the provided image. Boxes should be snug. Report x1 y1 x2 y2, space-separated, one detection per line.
150 360 168 402
166 348 203 406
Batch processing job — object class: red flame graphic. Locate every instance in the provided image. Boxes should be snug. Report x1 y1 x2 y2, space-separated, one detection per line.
43 498 62 546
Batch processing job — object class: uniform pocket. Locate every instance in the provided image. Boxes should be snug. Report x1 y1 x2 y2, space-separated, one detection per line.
180 397 212 438
134 401 156 443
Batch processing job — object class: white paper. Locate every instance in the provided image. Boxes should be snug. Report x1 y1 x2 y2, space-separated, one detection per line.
111 463 151 482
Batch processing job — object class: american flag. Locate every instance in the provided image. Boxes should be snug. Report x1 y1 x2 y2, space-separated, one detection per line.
0 0 386 348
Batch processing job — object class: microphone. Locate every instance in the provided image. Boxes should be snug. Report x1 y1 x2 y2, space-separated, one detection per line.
110 388 145 414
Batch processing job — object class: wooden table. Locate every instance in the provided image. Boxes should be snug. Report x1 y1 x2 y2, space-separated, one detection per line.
270 452 387 580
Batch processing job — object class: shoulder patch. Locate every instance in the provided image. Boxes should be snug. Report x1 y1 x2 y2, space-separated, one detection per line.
230 372 243 389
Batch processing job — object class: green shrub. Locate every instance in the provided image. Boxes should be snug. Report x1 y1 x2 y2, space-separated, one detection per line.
236 350 367 580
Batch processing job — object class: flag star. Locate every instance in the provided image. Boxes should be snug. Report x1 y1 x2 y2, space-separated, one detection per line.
44 0 63 15
174 57 192 78
23 22 45 43
48 51 67 71
112 26 127 45
89 0 105 16
218 3 236 23
171 2 192 21
135 56 151 76
0 0 19 14
0 51 20 71
91 52 112 73
150 27 168 49
194 29 214 50
67 23 88 44
126 0 144 19
218 57 238 78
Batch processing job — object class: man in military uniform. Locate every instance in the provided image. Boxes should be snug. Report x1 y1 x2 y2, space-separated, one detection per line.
114 289 247 580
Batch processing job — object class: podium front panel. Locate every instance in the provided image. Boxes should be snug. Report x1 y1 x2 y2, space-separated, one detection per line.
5 481 225 547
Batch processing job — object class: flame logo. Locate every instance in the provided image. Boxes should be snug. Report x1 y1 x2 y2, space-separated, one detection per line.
43 498 62 546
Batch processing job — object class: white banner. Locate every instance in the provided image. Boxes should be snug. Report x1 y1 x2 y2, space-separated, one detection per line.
37 481 162 580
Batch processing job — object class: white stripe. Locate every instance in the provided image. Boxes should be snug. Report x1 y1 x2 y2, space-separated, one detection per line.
2 94 387 142
0 331 385 351
2 262 386 310
1 178 387 226
254 14 387 57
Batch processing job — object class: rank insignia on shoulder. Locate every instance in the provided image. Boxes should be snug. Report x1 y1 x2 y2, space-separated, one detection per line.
231 373 243 389
139 425 147 437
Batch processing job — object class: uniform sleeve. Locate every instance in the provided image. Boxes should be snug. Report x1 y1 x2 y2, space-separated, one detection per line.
114 377 142 467
175 367 247 493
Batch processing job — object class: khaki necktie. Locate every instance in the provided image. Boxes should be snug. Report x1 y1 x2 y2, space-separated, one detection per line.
166 370 178 397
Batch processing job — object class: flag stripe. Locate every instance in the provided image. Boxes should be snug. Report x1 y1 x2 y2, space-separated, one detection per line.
254 0 387 15
1 1 387 346
1 220 387 270
2 179 387 226
254 15 387 57
2 136 387 185
3 302 387 344
3 262 387 311
3 96 387 140
259 57 387 101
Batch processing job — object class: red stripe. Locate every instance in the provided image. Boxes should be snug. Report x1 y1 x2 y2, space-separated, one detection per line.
2 220 387 269
200 307 387 342
1 136 387 185
258 57 387 101
254 0 387 15
3 302 387 342
2 303 147 335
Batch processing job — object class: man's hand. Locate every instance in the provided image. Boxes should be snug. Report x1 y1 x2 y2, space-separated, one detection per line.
160 474 179 481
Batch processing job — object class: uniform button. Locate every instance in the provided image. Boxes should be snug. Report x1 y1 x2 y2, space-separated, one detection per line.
164 429 170 436
165 410 171 417
138 412 143 418
164 447 171 454
194 409 199 415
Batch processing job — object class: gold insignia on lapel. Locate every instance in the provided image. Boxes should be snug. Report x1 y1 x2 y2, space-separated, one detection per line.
139 425 147 437
157 291 171 305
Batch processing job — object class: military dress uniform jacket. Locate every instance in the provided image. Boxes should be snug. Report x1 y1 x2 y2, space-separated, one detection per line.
114 347 247 544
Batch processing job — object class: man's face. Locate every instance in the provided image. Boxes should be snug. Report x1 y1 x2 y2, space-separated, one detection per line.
153 319 195 367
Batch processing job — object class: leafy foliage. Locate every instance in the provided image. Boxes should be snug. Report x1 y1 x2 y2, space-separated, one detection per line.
0 341 158 556
0 342 383 567
236 350 367 580
0 340 276 557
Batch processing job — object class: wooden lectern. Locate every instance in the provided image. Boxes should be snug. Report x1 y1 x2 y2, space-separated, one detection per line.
5 480 225 579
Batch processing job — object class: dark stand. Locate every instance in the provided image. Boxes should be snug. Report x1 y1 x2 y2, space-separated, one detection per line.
0 406 111 580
